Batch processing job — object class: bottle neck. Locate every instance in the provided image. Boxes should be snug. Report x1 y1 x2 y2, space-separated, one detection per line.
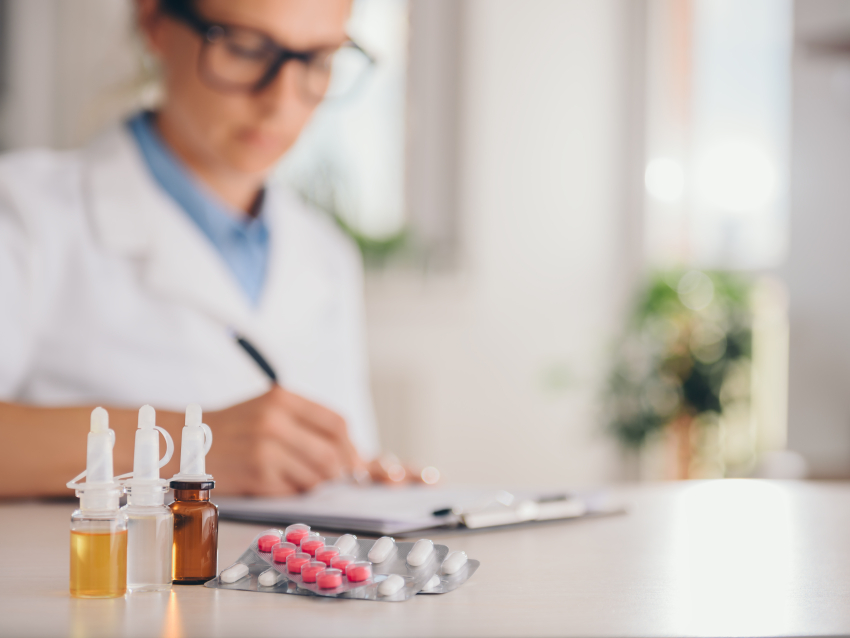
173 489 211 502
79 487 121 512
126 487 166 507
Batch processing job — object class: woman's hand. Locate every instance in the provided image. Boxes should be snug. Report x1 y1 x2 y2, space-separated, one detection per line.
366 453 440 485
202 386 365 496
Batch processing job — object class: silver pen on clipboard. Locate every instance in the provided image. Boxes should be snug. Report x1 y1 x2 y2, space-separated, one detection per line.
431 491 588 529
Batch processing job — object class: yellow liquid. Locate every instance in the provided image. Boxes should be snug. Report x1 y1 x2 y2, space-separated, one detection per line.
70 530 127 598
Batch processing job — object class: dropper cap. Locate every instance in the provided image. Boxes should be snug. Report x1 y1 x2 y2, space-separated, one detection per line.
67 407 122 512
86 407 113 484
170 404 214 488
123 405 173 507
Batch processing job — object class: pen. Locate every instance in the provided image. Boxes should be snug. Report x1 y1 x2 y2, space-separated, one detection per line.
431 491 567 517
231 331 278 384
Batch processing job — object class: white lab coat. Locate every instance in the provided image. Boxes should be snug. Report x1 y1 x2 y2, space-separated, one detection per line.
0 123 379 456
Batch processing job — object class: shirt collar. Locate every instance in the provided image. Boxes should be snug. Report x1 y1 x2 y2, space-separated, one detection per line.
127 111 268 245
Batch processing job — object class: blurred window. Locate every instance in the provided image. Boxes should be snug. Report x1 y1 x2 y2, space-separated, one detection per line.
272 0 408 242
644 0 793 269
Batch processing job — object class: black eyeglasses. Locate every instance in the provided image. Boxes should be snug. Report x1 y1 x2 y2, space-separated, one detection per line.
161 1 375 101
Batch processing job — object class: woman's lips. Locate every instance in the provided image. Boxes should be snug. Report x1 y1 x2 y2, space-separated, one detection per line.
239 129 283 151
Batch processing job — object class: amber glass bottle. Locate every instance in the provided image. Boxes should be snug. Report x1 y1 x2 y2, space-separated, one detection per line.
169 481 218 584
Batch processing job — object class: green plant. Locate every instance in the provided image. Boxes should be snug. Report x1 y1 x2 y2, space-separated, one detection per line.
606 270 752 451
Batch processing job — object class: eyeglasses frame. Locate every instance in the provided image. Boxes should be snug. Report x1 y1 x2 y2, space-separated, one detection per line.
160 1 376 98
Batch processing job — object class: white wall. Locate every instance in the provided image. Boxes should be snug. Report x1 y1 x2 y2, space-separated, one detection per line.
786 0 850 478
366 0 637 487
0 0 137 150
0 0 57 148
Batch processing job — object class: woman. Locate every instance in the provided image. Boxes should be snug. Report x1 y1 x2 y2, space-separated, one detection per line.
0 0 413 496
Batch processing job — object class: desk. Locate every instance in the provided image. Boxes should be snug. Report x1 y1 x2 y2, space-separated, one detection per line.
1 480 849 637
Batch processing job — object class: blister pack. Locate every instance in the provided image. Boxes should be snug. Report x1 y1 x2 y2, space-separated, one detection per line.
206 523 478 602
419 550 481 594
257 529 448 601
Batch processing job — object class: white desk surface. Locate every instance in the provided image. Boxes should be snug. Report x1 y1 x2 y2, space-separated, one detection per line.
2 480 849 638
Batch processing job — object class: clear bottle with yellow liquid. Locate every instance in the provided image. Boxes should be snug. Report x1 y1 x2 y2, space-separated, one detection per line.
70 511 127 597
67 407 127 598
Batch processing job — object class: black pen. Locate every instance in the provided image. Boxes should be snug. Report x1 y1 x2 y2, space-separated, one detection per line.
231 331 278 384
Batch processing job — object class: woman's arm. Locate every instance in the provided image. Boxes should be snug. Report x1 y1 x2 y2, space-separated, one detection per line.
0 402 184 498
0 386 366 499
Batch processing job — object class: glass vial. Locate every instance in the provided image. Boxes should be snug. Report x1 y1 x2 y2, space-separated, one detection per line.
70 509 127 598
122 487 173 592
170 482 218 584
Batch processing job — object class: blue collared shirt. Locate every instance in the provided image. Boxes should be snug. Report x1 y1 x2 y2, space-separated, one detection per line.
128 112 270 306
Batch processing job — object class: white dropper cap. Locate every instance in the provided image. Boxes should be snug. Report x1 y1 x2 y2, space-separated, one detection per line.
121 405 174 506
67 407 122 512
86 407 113 484
170 404 214 483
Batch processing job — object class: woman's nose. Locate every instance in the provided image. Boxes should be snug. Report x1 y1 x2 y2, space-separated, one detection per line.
254 60 305 114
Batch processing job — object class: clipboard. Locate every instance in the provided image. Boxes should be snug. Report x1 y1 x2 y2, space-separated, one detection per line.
215 483 624 536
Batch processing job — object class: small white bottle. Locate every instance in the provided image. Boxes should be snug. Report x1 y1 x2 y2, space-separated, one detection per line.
120 405 174 593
